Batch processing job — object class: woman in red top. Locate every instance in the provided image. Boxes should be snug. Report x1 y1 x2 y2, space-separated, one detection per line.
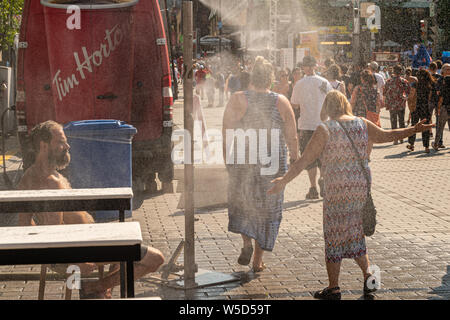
350 70 381 125
350 70 382 159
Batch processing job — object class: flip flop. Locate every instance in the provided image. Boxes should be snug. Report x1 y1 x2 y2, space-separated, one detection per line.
237 246 253 265
313 287 341 300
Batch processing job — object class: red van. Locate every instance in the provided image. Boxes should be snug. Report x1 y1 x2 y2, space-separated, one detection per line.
15 0 174 193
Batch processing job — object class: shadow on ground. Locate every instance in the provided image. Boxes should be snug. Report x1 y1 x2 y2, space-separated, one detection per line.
283 199 322 212
169 204 228 217
428 265 450 300
135 270 261 300
132 190 166 210
383 150 446 159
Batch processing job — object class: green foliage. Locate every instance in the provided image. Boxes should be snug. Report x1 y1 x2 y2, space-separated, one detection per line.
0 0 24 53
437 0 449 49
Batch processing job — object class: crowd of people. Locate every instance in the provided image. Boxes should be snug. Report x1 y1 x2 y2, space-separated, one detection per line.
276 58 449 154
222 53 446 300
183 53 449 157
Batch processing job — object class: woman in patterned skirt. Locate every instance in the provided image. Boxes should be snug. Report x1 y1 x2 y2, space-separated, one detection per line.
223 56 299 272
268 90 434 299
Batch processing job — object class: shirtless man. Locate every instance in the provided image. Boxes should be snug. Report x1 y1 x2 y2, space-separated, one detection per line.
18 120 164 298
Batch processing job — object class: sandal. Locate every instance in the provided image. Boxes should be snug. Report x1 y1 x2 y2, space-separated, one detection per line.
237 246 253 265
306 187 319 200
313 287 341 300
406 144 414 152
318 178 324 198
252 262 266 273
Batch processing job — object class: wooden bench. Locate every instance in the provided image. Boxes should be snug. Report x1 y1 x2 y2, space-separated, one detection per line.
0 187 137 299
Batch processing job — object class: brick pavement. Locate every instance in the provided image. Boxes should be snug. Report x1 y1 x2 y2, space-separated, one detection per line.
0 90 449 300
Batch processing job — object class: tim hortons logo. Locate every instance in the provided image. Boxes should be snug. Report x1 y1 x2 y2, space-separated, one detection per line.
52 24 124 101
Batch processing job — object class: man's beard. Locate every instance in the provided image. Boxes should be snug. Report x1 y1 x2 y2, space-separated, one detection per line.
48 148 71 170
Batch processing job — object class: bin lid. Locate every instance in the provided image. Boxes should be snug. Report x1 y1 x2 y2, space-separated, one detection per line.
64 120 137 140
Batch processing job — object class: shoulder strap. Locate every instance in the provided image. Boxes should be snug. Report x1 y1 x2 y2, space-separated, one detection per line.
336 120 371 194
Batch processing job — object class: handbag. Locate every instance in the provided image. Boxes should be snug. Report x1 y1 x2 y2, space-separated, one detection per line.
337 120 377 237
407 86 417 112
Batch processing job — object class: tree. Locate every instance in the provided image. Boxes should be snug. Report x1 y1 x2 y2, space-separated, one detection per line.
0 0 24 63
436 0 449 52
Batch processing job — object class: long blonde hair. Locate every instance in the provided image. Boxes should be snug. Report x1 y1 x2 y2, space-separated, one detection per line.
250 56 274 90
322 90 353 119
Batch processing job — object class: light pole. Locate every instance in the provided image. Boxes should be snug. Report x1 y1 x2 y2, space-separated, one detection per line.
218 0 222 57
351 0 361 66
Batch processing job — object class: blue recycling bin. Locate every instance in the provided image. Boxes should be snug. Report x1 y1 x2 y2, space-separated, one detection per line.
63 120 137 222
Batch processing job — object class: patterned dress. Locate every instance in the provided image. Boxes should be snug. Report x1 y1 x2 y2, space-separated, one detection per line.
320 118 369 263
227 91 287 251
353 85 378 118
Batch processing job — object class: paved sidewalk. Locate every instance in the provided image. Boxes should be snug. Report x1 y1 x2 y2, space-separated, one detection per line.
0 90 449 300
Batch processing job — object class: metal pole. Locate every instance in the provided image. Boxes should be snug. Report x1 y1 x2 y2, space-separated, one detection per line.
352 0 361 66
162 0 179 100
431 0 438 60
182 0 196 289
218 0 222 56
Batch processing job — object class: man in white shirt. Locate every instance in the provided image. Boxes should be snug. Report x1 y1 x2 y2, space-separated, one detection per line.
291 55 332 199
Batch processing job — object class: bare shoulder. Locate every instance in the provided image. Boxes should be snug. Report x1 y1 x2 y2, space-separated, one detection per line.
230 91 247 106
276 93 290 104
315 123 330 140
361 117 385 137
45 173 71 190
19 166 70 190
224 92 247 123
276 94 291 109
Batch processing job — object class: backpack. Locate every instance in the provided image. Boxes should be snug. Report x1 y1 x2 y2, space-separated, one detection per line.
407 84 417 112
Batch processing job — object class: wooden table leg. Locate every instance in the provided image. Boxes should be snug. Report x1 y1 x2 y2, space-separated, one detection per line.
126 260 134 298
119 209 126 298
38 265 47 300
120 261 126 298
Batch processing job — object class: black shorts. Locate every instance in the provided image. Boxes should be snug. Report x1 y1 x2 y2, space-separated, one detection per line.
298 130 321 170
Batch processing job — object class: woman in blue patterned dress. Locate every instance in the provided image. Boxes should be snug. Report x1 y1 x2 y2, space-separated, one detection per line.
223 56 299 272
268 90 433 299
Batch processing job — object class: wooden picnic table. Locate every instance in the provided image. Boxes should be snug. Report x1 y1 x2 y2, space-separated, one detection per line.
0 187 137 298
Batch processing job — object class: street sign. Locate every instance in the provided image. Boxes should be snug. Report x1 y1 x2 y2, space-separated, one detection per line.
361 2 375 18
